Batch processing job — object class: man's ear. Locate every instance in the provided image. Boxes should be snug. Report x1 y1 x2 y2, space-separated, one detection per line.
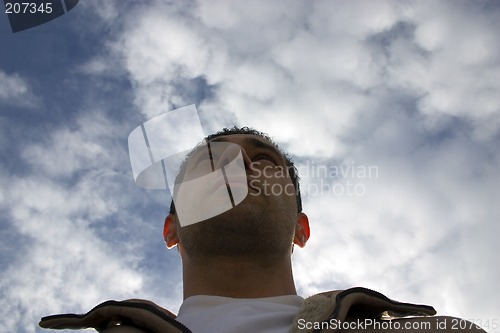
293 212 310 248
163 214 180 249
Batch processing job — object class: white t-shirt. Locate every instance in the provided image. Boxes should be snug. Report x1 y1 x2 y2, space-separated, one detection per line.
175 295 304 333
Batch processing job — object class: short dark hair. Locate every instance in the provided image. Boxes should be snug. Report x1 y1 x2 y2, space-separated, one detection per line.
169 126 302 214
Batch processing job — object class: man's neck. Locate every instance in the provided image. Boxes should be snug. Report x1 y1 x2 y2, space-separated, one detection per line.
181 254 297 299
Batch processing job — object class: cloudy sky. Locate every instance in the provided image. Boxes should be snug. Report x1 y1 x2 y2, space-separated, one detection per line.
1 1 499 332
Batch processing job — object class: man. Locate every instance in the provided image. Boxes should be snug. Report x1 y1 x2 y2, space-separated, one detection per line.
40 127 486 332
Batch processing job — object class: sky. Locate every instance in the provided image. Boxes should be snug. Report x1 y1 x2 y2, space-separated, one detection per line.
0 0 499 332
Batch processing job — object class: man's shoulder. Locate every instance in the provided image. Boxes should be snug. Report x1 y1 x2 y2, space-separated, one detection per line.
39 299 186 333
292 287 486 332
297 287 436 322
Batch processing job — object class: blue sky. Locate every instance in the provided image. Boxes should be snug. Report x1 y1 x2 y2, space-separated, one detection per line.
1 1 499 332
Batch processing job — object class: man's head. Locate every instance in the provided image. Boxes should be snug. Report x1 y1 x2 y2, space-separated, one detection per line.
163 127 309 261
169 127 302 214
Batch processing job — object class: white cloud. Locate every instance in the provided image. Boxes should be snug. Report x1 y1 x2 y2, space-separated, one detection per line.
308 0 400 38
22 112 117 179
392 1 500 138
0 70 39 108
0 112 149 332
109 4 223 118
195 0 306 54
